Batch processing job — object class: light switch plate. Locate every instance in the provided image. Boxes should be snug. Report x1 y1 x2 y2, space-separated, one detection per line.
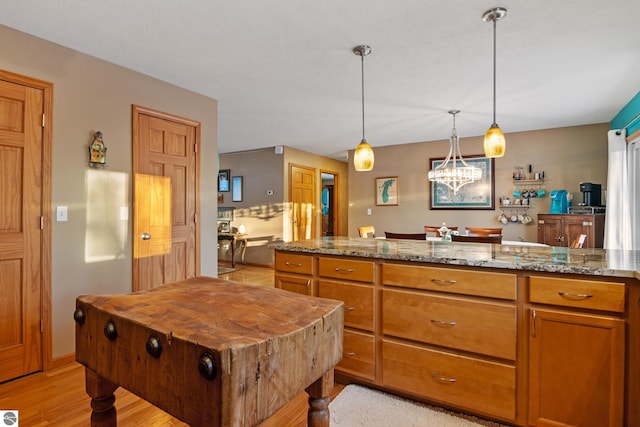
56 206 68 222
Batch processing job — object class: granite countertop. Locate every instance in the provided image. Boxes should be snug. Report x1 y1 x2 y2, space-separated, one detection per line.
270 237 640 279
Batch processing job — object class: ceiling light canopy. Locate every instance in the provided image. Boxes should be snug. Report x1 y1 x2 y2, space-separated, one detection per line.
428 110 482 194
482 7 507 158
353 45 374 172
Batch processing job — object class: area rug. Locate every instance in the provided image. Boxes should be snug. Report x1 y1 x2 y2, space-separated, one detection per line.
217 265 238 275
329 385 509 427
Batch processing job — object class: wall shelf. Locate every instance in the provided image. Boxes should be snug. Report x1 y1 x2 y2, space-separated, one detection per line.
499 204 530 210
513 179 544 186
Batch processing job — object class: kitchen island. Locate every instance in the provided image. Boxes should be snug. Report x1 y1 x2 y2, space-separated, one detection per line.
271 237 640 427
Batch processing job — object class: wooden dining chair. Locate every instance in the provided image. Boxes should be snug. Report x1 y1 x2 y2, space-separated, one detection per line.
358 225 376 238
571 234 587 248
464 227 503 237
451 234 503 244
384 232 427 240
424 225 458 236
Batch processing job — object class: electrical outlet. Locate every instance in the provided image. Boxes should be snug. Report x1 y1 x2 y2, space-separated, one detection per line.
367 208 372 216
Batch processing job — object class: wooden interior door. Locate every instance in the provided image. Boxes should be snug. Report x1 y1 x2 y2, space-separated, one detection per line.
0 78 43 382
321 170 339 237
290 164 315 241
133 106 199 291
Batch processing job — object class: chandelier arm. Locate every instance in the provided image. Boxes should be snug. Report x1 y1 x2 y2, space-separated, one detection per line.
428 109 482 194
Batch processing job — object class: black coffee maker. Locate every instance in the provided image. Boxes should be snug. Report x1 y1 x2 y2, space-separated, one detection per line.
579 182 601 206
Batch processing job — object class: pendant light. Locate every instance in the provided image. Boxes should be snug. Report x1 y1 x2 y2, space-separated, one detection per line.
428 110 482 194
353 45 374 171
482 7 507 158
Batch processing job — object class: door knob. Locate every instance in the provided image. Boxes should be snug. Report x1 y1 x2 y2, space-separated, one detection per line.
141 232 151 240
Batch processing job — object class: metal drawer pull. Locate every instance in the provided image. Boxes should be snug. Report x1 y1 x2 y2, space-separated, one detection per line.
346 307 356 311
431 374 456 383
284 262 302 267
346 352 357 356
431 319 457 328
558 291 593 300
431 278 456 286
335 268 355 273
305 279 311 287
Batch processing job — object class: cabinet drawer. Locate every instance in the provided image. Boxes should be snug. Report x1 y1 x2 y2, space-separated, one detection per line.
318 257 374 283
338 330 375 380
383 263 516 300
274 252 313 275
274 273 313 296
382 340 515 421
383 288 516 360
318 280 374 331
529 276 625 313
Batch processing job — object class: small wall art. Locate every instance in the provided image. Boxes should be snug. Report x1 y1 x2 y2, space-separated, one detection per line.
218 169 230 192
88 131 107 168
375 176 399 206
232 176 243 202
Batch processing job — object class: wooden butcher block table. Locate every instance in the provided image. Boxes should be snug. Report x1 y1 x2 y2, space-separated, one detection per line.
74 277 344 427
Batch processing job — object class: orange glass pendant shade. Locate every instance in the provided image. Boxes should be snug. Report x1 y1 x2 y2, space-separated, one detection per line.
484 123 506 158
354 139 374 171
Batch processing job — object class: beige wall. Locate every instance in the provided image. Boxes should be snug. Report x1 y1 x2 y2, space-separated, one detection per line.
219 148 285 266
0 25 219 359
348 123 609 242
219 146 349 266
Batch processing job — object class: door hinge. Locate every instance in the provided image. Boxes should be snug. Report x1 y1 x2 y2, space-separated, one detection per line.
41 319 44 333
40 216 44 230
42 114 45 127
194 213 198 223
194 143 197 153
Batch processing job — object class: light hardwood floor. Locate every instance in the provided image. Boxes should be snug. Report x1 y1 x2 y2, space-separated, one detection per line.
0 264 343 426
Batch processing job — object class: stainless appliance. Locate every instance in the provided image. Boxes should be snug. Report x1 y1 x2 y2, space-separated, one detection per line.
579 182 602 206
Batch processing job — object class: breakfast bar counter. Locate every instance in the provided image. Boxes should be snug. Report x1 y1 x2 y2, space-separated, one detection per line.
271 237 640 427
270 236 640 278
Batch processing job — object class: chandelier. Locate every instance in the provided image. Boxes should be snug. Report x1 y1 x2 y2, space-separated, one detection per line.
428 110 482 194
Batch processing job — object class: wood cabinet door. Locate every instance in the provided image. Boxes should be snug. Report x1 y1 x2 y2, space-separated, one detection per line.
528 308 624 427
562 216 595 248
537 215 563 246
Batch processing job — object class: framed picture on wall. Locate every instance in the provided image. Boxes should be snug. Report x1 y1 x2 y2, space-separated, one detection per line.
218 169 230 192
429 155 495 210
375 176 399 206
232 176 243 202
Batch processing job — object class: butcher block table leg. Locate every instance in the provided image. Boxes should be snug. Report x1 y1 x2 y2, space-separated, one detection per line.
306 370 334 427
85 368 118 427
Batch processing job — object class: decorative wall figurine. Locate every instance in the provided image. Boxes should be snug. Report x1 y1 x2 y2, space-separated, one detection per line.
89 131 107 167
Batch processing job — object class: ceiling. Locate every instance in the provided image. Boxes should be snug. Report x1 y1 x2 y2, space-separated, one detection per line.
2 1 639 161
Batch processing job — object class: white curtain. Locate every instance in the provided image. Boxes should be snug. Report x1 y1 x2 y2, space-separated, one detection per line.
604 129 640 250
629 136 640 250
603 130 633 250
